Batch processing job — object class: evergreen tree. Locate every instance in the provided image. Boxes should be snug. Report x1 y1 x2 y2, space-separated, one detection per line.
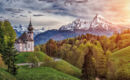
82 47 96 80
0 21 17 75
3 47 17 75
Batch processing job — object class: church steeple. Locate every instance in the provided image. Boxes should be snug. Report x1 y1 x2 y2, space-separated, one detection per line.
28 17 33 32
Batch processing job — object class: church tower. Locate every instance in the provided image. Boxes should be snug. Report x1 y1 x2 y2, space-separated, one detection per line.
28 18 34 40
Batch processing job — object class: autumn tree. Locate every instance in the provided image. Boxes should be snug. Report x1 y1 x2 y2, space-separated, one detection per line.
46 39 57 57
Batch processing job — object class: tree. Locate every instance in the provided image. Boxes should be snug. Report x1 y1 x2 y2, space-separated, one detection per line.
3 47 17 75
0 21 17 75
0 54 6 68
46 39 57 57
35 45 41 52
82 47 96 80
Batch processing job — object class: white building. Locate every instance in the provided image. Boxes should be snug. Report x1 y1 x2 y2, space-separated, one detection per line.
15 20 34 52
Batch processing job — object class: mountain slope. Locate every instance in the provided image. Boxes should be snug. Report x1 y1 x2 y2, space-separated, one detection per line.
59 14 117 32
34 30 79 45
59 18 90 31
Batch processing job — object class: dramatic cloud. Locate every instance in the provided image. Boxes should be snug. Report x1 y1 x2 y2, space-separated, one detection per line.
0 0 130 29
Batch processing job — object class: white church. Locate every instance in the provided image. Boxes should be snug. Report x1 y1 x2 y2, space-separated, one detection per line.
15 19 34 52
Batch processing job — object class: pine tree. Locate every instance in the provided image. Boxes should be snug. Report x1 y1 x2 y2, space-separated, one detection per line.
3 47 18 75
82 47 96 80
0 21 17 75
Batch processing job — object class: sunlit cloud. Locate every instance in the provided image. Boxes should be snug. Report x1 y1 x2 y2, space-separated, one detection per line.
1 0 130 29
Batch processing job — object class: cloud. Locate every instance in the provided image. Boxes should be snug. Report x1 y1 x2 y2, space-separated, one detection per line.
20 15 27 17
33 14 44 17
5 8 24 13
0 0 130 29
0 16 3 18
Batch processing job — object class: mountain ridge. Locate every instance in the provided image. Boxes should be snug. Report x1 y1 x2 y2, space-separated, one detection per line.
34 14 129 45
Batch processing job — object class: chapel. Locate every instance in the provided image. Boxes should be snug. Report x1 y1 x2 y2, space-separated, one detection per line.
15 19 34 52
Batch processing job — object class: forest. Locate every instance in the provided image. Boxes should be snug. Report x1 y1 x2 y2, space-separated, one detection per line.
36 29 130 80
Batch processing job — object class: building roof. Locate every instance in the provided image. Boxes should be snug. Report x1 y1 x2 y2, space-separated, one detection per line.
15 32 33 43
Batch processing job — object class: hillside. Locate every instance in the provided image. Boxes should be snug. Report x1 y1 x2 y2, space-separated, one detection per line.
0 67 80 80
0 68 16 80
16 52 81 77
109 46 130 79
16 67 80 80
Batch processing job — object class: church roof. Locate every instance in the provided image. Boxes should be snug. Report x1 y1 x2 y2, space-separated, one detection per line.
15 32 33 43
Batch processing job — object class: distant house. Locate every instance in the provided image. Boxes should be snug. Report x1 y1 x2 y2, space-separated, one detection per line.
15 19 34 52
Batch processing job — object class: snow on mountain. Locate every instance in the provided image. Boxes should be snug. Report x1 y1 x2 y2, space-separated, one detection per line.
59 18 90 31
89 14 114 31
59 14 115 31
13 25 45 37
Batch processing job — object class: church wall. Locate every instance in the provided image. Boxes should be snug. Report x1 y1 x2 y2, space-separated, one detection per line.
15 41 34 52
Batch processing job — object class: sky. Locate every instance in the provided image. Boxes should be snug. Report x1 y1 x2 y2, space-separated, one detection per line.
0 0 130 30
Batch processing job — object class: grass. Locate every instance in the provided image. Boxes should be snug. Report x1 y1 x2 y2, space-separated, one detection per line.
16 52 81 78
16 52 52 63
16 67 80 80
111 46 130 68
42 59 81 77
0 68 16 80
109 46 130 79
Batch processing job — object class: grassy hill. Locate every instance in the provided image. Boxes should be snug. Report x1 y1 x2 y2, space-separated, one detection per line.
42 59 81 77
16 52 81 78
16 67 80 80
0 68 16 80
16 52 52 64
109 46 130 79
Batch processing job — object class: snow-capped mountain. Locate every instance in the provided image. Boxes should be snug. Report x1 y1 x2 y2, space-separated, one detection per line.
59 18 90 31
13 25 45 37
59 14 116 32
34 14 129 45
